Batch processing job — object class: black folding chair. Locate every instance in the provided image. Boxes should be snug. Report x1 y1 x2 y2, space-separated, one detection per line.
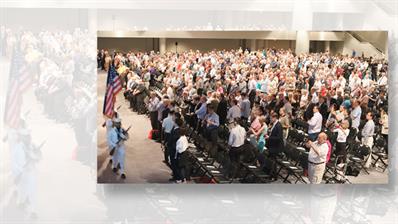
371 136 388 172
348 143 371 175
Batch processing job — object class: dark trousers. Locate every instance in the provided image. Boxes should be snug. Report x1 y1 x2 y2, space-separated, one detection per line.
335 142 347 164
249 90 256 108
205 127 218 143
129 94 135 110
205 127 219 157
382 134 388 154
136 95 145 113
268 151 279 179
149 111 158 130
177 152 190 181
163 133 171 164
169 149 178 180
196 119 204 134
229 146 243 179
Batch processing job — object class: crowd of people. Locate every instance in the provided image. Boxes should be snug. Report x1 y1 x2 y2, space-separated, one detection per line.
1 27 97 217
98 47 388 184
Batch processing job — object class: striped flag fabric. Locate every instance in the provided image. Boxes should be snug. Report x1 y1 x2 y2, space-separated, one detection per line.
103 65 122 118
3 47 33 128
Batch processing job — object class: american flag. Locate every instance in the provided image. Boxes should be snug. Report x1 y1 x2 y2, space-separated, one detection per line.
103 65 122 118
3 47 33 128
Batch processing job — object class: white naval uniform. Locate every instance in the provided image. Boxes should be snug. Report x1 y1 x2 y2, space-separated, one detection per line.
108 127 128 174
12 141 39 214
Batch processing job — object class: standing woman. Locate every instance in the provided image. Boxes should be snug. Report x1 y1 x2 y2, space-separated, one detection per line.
251 116 268 152
333 120 350 164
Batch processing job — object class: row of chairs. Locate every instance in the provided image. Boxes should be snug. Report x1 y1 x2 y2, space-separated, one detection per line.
291 119 309 133
275 141 308 183
187 126 234 183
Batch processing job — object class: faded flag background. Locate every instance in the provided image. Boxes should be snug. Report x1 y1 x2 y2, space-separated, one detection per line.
1 1 398 223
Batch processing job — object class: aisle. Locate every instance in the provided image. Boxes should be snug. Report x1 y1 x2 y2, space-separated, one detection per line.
97 70 171 183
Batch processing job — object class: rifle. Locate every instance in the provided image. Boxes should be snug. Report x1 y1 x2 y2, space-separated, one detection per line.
109 125 131 156
15 140 46 184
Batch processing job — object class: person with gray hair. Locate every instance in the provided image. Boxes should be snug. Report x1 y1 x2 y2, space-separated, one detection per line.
306 132 329 184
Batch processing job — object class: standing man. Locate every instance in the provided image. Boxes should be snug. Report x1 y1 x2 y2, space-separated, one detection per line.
279 108 290 141
168 118 183 182
162 110 175 166
203 105 220 156
103 111 118 163
240 92 251 124
307 106 323 141
226 99 241 121
147 91 160 130
227 119 246 179
362 112 375 168
108 118 129 179
195 96 207 133
265 113 284 179
318 97 329 124
306 132 329 184
133 80 147 114
248 75 257 107
350 100 362 130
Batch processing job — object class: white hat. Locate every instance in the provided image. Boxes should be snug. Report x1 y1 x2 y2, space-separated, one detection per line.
113 118 121 123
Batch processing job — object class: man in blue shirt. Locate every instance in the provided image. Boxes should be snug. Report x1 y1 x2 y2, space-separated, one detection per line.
240 92 251 123
203 105 220 155
162 110 175 165
195 96 207 133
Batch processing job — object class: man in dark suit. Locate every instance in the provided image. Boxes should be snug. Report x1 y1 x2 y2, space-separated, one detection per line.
216 93 228 126
265 113 284 179
266 113 284 156
167 118 183 182
318 97 329 125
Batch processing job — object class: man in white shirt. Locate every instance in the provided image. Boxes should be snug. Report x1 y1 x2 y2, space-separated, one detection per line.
350 100 362 130
306 132 329 184
228 120 246 148
227 119 246 179
147 91 160 130
226 99 241 121
362 112 375 168
307 106 323 141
